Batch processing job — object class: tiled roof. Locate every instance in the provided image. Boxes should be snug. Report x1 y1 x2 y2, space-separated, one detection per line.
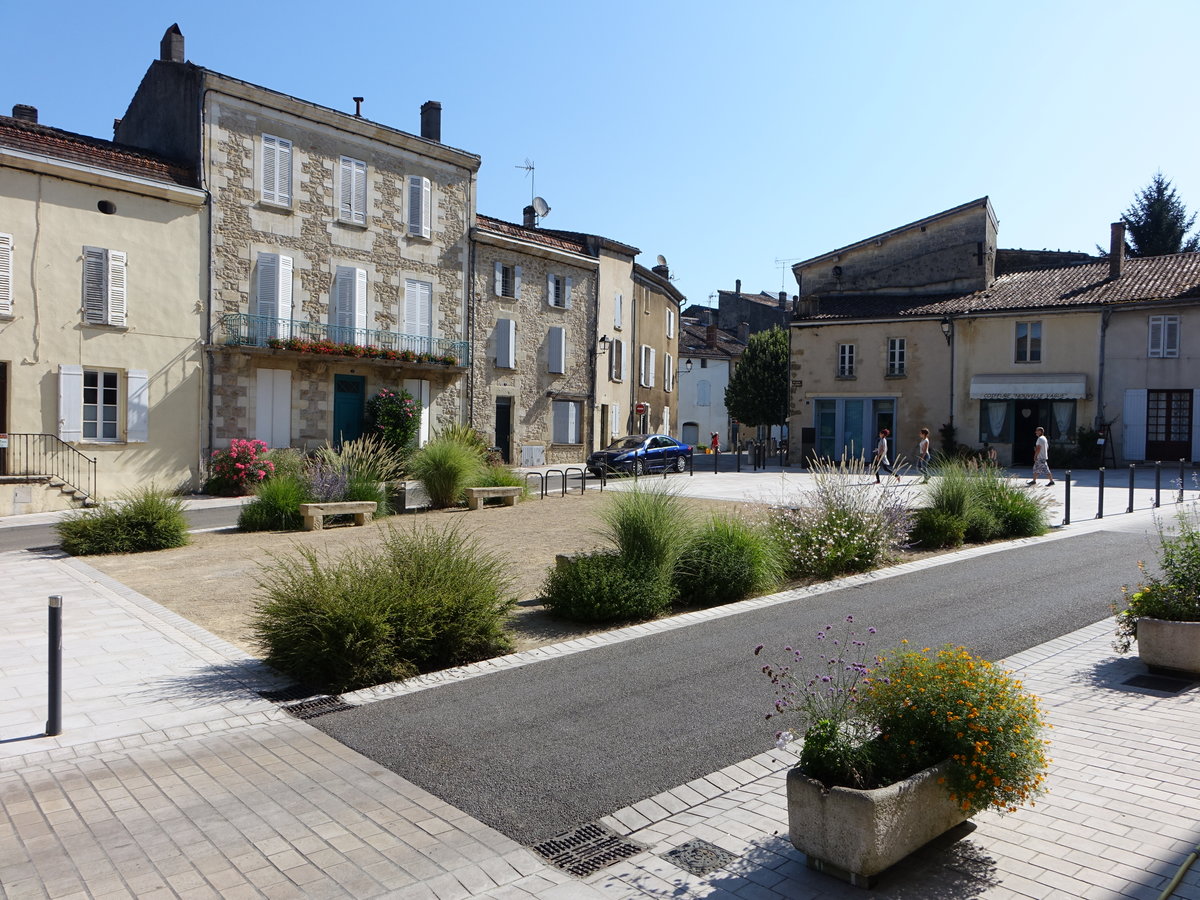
678 320 745 358
0 115 197 187
475 214 590 255
797 253 1200 321
718 289 781 308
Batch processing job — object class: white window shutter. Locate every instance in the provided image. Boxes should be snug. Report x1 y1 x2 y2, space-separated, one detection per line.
1167 317 1180 357
1149 317 1163 358
1123 389 1147 461
621 339 629 381
417 280 432 347
547 272 555 307
354 267 368 337
353 160 367 224
404 279 419 334
339 157 353 221
568 402 579 443
408 175 432 238
420 176 431 238
615 293 623 329
126 369 149 442
663 406 670 436
106 250 127 326
256 252 279 318
494 261 503 295
0 232 12 316
565 276 573 309
611 403 620 437
514 266 523 300
262 136 278 204
609 341 618 381
549 326 565 373
649 347 657 387
333 267 353 330
665 353 673 391
496 318 515 368
277 254 294 334
58 365 84 442
83 246 107 324
403 378 430 446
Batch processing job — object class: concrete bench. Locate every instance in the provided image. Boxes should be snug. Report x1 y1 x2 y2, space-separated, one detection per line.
298 501 377 531
464 486 522 510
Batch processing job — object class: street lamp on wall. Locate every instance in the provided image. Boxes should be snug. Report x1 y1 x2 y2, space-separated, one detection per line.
940 316 953 344
684 358 693 373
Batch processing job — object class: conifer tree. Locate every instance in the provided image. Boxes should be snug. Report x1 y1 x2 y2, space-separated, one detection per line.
1121 173 1199 257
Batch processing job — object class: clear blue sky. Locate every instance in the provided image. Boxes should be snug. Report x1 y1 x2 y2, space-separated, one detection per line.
5 1 1198 308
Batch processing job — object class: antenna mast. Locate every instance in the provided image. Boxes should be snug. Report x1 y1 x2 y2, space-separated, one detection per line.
774 257 802 291
515 159 535 204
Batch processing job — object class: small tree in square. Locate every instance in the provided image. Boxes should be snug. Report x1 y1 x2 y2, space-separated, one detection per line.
366 388 420 453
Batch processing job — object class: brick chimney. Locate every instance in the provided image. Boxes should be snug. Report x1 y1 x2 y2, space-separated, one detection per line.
1109 222 1126 279
778 290 788 309
420 101 441 142
160 24 184 62
705 323 717 347
11 104 37 123
734 278 742 297
652 261 670 280
737 322 749 343
523 205 536 228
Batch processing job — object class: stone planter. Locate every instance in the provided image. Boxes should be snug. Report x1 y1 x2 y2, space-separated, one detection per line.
1137 617 1200 676
393 480 430 512
786 761 970 887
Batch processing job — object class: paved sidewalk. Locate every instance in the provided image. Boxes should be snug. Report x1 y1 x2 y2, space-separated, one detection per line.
2 505 1199 898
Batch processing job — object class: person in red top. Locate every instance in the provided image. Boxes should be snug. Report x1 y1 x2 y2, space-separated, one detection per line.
710 432 720 453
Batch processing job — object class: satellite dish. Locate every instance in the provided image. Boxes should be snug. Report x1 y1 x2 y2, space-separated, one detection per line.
532 196 551 218
656 254 668 266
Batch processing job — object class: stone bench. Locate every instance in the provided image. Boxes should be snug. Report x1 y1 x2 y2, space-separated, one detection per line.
298 501 377 531
464 486 522 510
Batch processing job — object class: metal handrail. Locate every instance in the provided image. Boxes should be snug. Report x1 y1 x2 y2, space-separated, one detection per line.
1 433 96 502
217 313 469 363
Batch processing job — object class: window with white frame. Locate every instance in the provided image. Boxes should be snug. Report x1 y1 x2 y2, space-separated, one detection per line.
664 352 674 391
255 252 293 341
1149 315 1180 358
82 246 127 326
1015 321 1042 362
404 279 433 354
837 343 855 377
332 266 367 344
0 232 13 316
640 344 656 387
407 175 432 238
495 318 516 368
337 156 367 225
666 308 676 339
548 326 566 374
552 400 581 443
494 262 521 299
611 403 621 437
887 337 906 375
614 292 623 329
610 338 627 382
57 365 148 444
547 273 572 309
261 134 292 207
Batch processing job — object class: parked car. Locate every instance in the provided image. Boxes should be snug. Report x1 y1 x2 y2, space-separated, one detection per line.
587 434 693 476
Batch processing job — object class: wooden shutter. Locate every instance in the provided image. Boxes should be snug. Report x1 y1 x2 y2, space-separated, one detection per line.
408 175 431 238
564 276 573 309
568 402 579 443
254 369 292 447
262 135 292 205
549 327 565 373
1123 389 1147 461
1149 316 1164 358
256 252 279 319
83 246 107 324
610 340 619 381
106 250 127 326
621 339 628 381
0 232 12 316
1166 316 1180 357
277 254 293 337
614 293 622 329
514 265 523 300
58 365 84 442
496 318 516 368
649 347 657 387
354 267 368 337
126 369 149 442
666 309 675 338
339 157 367 224
333 267 354 337
547 273 557 307
665 353 673 391
494 261 503 295
403 378 430 446
611 403 620 437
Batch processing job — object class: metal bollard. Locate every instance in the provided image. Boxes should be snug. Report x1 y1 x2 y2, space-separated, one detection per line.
1155 461 1161 508
1063 471 1071 526
1180 459 1187 503
1096 467 1105 519
714 448 720 474
1127 464 1136 514
47 595 62 736
736 444 741 472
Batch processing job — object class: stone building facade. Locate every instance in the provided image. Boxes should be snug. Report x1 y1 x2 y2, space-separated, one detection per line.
116 27 480 454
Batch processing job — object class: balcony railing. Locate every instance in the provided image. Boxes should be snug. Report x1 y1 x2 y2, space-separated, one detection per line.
217 314 469 364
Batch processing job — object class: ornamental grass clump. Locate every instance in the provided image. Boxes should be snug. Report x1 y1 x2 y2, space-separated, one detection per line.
237 473 311 532
597 484 693 580
56 486 190 555
675 514 786 607
1114 502 1200 653
771 456 911 579
758 620 1050 816
918 459 1048 547
406 433 486 508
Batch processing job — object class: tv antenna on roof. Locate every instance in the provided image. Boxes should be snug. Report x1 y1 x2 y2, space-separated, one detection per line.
515 158 536 204
775 256 803 291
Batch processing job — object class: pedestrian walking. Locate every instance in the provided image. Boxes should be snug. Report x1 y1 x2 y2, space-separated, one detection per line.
710 432 720 453
1027 426 1056 486
874 428 900 483
917 427 931 482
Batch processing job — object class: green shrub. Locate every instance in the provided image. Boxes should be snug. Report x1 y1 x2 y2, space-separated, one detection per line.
542 552 674 623
252 524 515 692
985 487 1048 538
205 439 274 495
964 505 1002 543
56 487 189 555
263 447 307 482
675 514 785 606
924 461 971 518
365 388 421 453
596 485 693 577
1114 503 1200 652
909 508 966 549
314 433 408 483
406 435 485 507
925 459 1047 543
238 473 311 531
342 474 391 517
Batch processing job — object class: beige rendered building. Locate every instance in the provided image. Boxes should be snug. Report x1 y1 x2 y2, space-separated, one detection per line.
115 26 480 456
0 106 207 513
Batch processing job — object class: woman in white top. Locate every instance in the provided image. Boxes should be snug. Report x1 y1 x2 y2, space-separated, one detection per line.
874 428 900 484
917 427 931 483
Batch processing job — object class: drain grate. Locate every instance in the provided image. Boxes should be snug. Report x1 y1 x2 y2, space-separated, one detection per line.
257 685 319 703
280 695 355 719
662 838 739 876
532 822 647 877
1123 673 1198 694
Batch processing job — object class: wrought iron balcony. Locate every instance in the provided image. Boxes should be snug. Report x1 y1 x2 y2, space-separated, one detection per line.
217 314 468 366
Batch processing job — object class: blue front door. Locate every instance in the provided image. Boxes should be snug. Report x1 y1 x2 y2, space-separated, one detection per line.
332 375 366 445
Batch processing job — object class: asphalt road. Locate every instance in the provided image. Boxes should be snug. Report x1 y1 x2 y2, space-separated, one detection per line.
0 505 241 553
313 524 1156 846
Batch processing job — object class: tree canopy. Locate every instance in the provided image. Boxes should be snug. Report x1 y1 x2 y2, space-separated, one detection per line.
724 325 789 428
1121 173 1199 257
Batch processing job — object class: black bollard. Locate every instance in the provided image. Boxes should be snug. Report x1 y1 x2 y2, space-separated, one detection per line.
47 595 62 736
1155 461 1161 508
1097 467 1105 519
1063 471 1071 526
1127 464 1135 514
1180 459 1187 503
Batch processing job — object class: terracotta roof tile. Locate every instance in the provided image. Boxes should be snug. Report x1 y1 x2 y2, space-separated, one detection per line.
678 320 745 357
475 214 590 255
0 116 197 187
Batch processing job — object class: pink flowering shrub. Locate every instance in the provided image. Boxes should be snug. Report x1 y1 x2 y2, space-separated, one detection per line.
366 389 420 452
206 438 276 496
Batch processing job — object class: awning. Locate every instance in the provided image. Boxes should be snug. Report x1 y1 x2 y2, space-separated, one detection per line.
969 374 1087 400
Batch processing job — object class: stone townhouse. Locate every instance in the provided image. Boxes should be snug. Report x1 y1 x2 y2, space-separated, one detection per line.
115 26 480 455
626 262 684 439
789 198 1200 466
0 105 206 513
675 313 746 450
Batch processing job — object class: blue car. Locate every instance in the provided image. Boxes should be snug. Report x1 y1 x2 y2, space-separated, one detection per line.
587 434 693 476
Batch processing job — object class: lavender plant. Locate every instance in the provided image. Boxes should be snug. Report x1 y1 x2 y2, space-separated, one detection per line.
307 462 351 502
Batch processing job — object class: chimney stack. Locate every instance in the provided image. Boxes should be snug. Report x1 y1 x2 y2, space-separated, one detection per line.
737 322 749 343
778 290 788 309
1109 222 1126 279
420 101 441 142
523 205 537 228
652 262 670 279
706 323 717 347
11 104 38 123
735 278 742 297
160 24 184 63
